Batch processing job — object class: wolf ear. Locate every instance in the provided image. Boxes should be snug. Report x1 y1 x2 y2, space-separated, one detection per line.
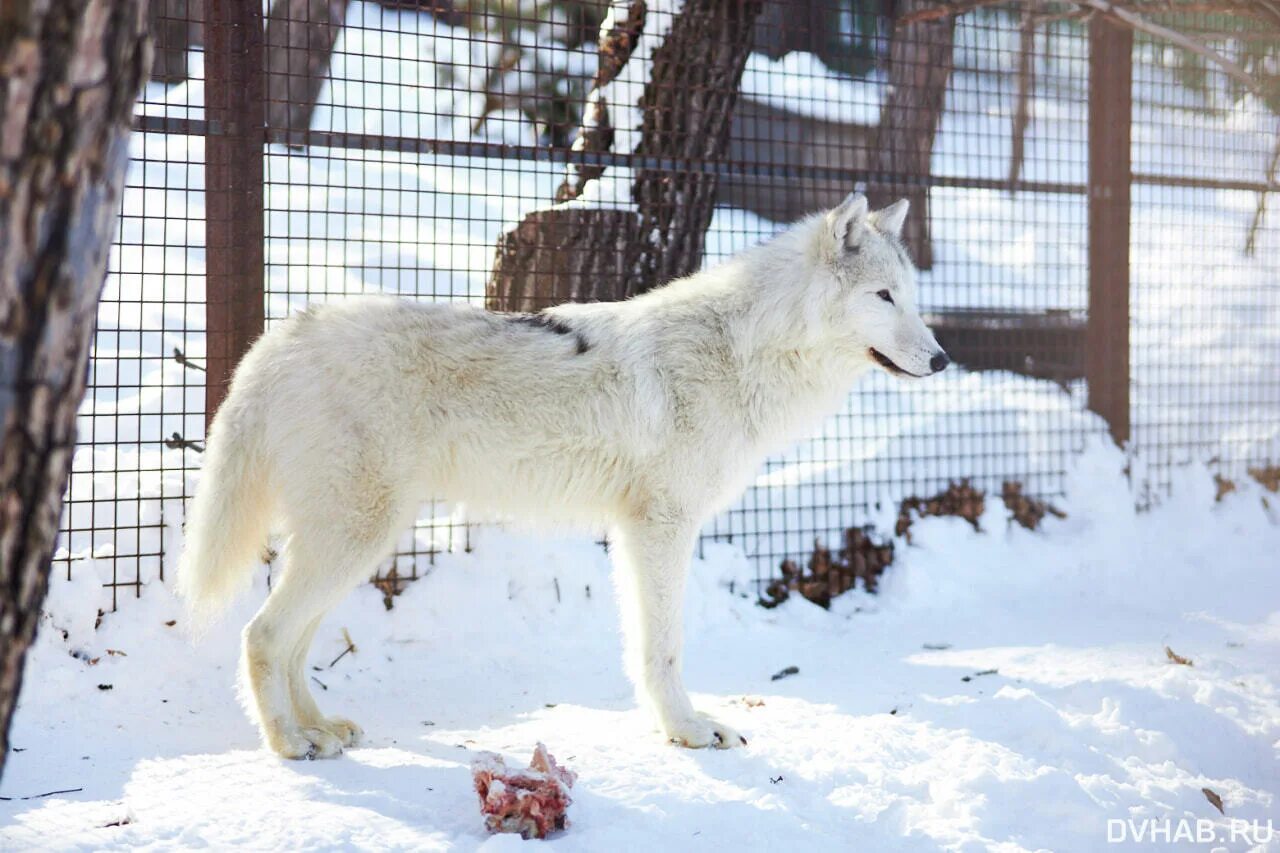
873 199 909 238
827 193 869 248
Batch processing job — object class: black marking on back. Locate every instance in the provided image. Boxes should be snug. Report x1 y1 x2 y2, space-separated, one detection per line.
508 312 591 354
510 312 573 336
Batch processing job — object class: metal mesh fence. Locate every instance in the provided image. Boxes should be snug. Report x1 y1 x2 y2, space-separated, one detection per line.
1128 14 1280 497
55 1 1280 608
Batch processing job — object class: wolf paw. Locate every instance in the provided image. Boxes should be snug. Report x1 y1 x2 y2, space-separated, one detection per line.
318 715 362 748
273 725 346 760
665 714 747 750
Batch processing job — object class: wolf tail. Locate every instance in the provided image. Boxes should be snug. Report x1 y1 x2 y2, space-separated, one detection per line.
175 390 273 632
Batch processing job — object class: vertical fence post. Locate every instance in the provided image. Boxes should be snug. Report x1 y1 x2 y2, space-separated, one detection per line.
204 0 265 429
1086 17 1132 446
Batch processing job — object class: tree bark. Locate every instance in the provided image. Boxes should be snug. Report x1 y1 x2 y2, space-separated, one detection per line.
264 0 349 139
488 0 764 311
868 0 957 270
628 0 764 292
0 0 149 779
489 209 638 312
556 0 646 204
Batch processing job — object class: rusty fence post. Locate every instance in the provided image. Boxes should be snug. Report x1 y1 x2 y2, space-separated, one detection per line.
204 0 265 429
1086 17 1133 446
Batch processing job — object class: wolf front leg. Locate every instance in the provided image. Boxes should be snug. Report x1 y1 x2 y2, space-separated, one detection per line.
611 517 746 749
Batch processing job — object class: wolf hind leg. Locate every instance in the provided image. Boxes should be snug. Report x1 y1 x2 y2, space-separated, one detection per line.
287 618 363 747
242 503 408 759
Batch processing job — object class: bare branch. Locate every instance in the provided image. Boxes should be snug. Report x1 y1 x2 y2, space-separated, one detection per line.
1009 4 1037 188
905 0 1280 29
1078 0 1267 96
896 0 1011 27
1245 125 1280 256
1190 30 1280 42
1033 8 1092 25
1132 0 1280 26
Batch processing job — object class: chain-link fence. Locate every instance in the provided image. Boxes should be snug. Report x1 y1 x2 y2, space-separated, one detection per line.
56 1 1280 608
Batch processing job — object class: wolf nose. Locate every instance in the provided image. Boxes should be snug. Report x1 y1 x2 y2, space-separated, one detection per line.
930 351 951 373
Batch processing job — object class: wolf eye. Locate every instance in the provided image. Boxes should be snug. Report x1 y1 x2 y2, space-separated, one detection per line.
877 289 894 304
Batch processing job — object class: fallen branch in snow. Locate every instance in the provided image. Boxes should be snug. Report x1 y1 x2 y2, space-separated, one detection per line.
0 787 84 801
770 665 800 682
327 629 356 668
961 669 999 682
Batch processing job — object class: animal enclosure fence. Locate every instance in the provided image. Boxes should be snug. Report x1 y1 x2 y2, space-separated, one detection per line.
59 1 1280 609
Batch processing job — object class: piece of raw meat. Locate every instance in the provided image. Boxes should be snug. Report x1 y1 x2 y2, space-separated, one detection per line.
472 743 576 839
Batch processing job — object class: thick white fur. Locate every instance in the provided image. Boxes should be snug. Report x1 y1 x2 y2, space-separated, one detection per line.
176 194 947 758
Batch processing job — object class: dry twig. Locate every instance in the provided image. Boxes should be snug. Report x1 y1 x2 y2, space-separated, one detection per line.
1246 126 1280 256
1079 0 1266 96
896 0 1011 26
1009 4 1037 188
899 0 1275 98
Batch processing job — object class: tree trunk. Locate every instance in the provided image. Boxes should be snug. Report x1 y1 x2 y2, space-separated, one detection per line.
869 0 957 270
488 0 764 311
555 0 646 204
628 0 764 292
489 209 638 312
264 0 349 139
0 0 149 779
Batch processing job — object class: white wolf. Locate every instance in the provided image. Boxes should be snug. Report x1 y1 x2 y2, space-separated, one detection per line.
177 193 949 758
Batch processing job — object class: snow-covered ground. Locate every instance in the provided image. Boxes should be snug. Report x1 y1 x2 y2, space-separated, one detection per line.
6 445 1280 850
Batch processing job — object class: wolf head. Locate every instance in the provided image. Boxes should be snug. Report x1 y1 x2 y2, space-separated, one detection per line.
816 193 949 379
